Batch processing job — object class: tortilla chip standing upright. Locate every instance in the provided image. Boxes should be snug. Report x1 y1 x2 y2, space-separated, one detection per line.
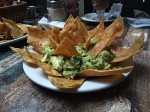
91 18 124 58
85 18 104 51
53 37 81 57
59 30 78 45
27 27 50 53
111 33 144 63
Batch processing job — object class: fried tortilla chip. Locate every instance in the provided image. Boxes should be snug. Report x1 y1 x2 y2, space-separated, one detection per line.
78 19 89 42
48 76 85 89
51 26 60 43
41 25 59 49
85 18 104 50
27 27 50 53
79 66 133 77
91 18 124 58
24 47 62 77
2 18 24 38
109 44 128 57
53 37 81 57
64 14 75 30
62 17 87 44
0 23 12 40
17 24 34 34
10 46 42 67
88 18 104 36
111 33 144 63
49 34 59 49
59 30 78 45
67 17 85 44
41 25 52 36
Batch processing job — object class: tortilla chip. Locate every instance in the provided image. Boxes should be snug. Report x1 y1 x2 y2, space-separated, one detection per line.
64 14 75 30
49 34 59 49
51 26 60 43
24 47 62 77
53 37 81 57
17 24 36 34
40 25 59 49
109 44 128 57
63 17 87 44
0 23 12 40
111 33 144 63
27 27 50 53
10 46 42 67
78 19 89 42
88 17 104 36
40 25 52 36
67 17 85 44
91 17 124 58
2 18 24 38
59 30 78 45
85 18 104 50
107 17 124 45
48 76 85 89
79 66 133 77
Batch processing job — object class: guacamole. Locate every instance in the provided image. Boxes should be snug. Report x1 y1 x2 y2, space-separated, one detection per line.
42 44 115 79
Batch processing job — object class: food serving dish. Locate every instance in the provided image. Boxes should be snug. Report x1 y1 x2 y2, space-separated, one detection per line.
0 34 27 46
81 13 118 23
11 15 144 93
23 57 133 93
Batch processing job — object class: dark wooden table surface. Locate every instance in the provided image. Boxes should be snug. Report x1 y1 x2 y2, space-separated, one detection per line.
0 20 150 112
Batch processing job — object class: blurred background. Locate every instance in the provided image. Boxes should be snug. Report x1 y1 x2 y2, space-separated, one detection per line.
22 0 150 18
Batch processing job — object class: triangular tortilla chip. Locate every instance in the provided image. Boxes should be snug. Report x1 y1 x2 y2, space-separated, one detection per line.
41 25 59 49
67 17 85 44
64 14 75 30
27 27 50 53
59 30 78 45
48 76 85 89
51 26 60 43
10 46 42 67
107 17 124 45
0 23 12 40
111 33 144 63
62 17 87 44
41 25 52 36
91 17 124 58
24 47 62 77
79 66 133 77
109 44 128 57
78 19 89 42
53 37 81 57
17 23 36 34
85 18 104 50
49 34 59 49
2 18 24 38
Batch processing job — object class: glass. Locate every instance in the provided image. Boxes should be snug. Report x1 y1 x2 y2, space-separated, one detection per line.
92 0 109 20
47 0 66 21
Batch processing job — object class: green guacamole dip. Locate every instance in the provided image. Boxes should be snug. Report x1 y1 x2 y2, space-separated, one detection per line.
41 44 115 79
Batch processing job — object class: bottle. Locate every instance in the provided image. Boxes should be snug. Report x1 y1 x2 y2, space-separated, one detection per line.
47 0 66 21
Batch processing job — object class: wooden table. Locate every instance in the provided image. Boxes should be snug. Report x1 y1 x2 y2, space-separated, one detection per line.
0 20 150 112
